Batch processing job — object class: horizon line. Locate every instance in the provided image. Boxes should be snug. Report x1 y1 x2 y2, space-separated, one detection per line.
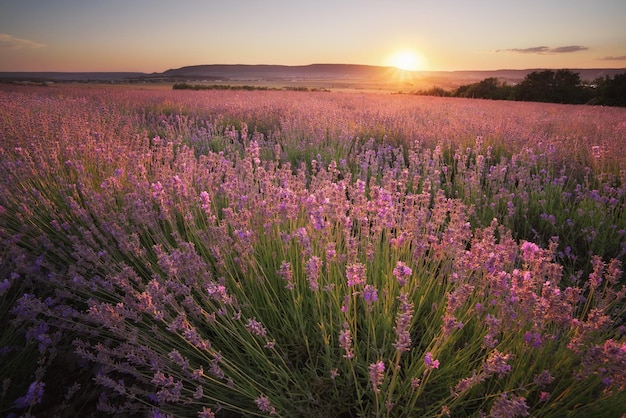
2 63 626 74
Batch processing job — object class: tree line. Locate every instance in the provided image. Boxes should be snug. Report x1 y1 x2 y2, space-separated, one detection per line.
414 70 626 107
172 83 330 92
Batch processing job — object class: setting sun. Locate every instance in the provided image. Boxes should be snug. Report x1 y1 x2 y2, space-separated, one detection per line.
386 49 425 71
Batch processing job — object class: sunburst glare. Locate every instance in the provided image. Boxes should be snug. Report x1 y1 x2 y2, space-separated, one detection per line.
386 49 425 71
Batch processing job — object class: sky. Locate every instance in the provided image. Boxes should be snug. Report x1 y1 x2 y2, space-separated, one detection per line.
1 0 626 73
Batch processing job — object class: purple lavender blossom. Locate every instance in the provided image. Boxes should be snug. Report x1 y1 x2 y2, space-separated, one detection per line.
346 262 366 287
393 294 414 352
453 372 486 395
520 240 541 263
484 350 512 378
245 318 267 338
168 349 189 370
278 261 294 290
368 361 385 393
198 406 216 418
14 381 45 409
424 352 440 370
489 393 529 417
524 331 543 348
0 278 11 296
533 369 555 386
305 256 321 291
255 394 276 415
339 323 354 359
325 242 337 261
392 261 412 286
361 284 378 305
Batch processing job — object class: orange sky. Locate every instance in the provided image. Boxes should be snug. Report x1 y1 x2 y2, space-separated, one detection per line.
1 0 625 72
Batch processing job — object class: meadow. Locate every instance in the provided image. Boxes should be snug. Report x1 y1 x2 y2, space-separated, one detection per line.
1 84 625 417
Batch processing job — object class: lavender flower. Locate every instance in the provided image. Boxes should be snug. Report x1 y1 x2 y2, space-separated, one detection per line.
533 369 555 386
392 261 412 286
393 293 414 352
255 394 276 415
453 372 486 395
278 261 294 290
168 349 189 370
341 294 350 313
524 331 543 348
245 318 267 338
193 385 203 400
198 407 216 418
199 191 214 216
305 256 321 291
484 350 512 378
410 378 421 391
325 241 337 261
520 240 540 264
368 361 385 393
0 278 11 296
361 284 378 305
489 393 529 417
14 381 45 409
424 352 440 370
346 262 366 287
339 323 354 359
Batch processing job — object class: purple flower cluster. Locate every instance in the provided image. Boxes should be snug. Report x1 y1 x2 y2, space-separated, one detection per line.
392 261 412 287
245 318 267 338
393 294 414 353
14 381 45 409
305 256 322 291
339 323 354 359
255 394 276 415
346 262 366 287
368 361 385 394
424 352 440 371
489 393 529 418
361 284 378 305
483 350 512 378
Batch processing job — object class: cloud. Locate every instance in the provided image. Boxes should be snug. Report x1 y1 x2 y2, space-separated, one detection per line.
497 45 589 55
0 33 45 50
550 45 589 53
599 55 626 61
502 46 550 54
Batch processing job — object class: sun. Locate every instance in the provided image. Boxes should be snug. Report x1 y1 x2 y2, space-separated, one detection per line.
386 49 425 72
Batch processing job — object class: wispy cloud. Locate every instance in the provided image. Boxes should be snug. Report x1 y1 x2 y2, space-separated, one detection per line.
497 45 589 55
599 55 626 61
550 46 589 53
0 33 45 50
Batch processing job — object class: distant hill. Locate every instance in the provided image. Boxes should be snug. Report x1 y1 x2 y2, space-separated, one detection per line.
2 65 624 90
158 64 394 80
156 64 626 84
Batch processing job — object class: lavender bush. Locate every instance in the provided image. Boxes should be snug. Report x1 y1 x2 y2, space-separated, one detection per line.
1 85 625 417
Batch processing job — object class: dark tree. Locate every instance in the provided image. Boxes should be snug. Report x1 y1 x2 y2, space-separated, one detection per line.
598 72 626 107
514 69 590 104
453 78 513 100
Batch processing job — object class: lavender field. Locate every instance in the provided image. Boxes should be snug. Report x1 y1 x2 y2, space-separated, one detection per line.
1 85 626 417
